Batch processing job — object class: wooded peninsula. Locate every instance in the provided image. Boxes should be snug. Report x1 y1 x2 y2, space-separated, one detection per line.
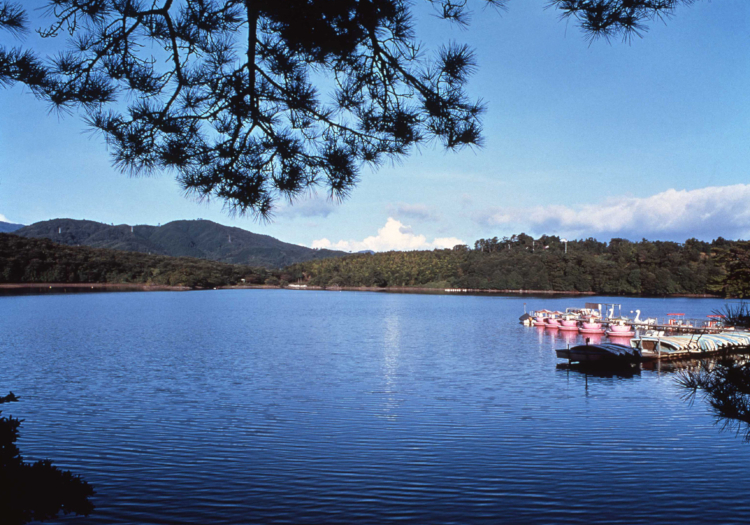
3 233 750 298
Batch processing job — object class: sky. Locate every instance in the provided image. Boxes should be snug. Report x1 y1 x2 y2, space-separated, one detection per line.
1 0 749 251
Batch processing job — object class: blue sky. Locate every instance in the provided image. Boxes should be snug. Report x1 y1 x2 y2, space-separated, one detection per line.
1 0 749 250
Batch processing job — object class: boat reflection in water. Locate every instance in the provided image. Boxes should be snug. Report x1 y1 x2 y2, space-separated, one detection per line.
559 314 580 331
608 334 635 345
583 334 604 345
556 328 579 346
556 361 641 379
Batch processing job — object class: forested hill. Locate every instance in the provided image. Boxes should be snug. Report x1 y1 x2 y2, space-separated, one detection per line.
0 233 272 288
0 222 24 233
6 231 750 297
283 234 750 298
15 219 346 268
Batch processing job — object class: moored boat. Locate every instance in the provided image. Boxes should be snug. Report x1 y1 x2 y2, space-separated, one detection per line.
559 314 579 331
532 309 552 326
544 311 563 329
606 318 634 337
556 343 641 365
631 331 750 358
579 316 605 334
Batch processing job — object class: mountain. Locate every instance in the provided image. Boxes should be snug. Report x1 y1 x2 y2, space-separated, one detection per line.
14 219 347 268
0 222 24 233
0 233 271 288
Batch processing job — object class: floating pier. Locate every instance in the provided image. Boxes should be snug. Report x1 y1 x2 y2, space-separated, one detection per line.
633 331 750 362
557 331 750 366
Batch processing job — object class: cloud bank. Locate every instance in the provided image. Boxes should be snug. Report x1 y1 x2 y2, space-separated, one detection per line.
312 218 464 252
0 214 9 223
475 184 750 240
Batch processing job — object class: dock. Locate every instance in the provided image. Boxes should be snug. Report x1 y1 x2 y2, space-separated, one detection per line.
634 331 750 362
532 302 750 365
524 303 727 334
558 332 750 366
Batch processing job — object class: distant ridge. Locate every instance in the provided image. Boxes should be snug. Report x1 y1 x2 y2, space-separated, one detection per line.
0 222 24 234
15 219 346 268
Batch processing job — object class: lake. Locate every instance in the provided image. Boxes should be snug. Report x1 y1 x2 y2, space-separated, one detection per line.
1 290 749 524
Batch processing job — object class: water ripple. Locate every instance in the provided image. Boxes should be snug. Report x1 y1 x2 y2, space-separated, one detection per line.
0 291 748 523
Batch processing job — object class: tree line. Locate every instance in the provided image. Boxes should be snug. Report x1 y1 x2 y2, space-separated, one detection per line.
0 234 272 289
5 232 750 297
283 234 750 297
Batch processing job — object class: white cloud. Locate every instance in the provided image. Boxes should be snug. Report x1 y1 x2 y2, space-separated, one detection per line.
0 214 9 223
387 202 442 222
474 184 750 241
275 196 338 218
312 218 464 252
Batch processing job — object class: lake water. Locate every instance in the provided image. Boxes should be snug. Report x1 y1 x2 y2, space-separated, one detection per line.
2 290 749 524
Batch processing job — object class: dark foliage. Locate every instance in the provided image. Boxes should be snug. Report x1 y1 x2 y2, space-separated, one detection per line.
5 231 749 296
0 392 94 524
15 218 346 269
551 1 696 42
0 2 25 36
0 233 271 287
286 234 750 296
0 392 18 403
709 242 750 299
712 302 750 330
0 0 502 217
0 1 697 216
678 358 750 442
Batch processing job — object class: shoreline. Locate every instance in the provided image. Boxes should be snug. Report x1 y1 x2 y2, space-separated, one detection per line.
0 282 723 299
274 285 721 298
0 283 194 294
0 282 282 295
275 285 598 296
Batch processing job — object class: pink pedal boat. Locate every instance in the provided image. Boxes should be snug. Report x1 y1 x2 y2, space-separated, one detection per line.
606 318 634 337
544 311 564 329
579 316 605 335
559 314 579 331
532 310 552 327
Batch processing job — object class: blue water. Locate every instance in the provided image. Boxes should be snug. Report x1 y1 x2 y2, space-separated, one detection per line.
1 290 748 524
